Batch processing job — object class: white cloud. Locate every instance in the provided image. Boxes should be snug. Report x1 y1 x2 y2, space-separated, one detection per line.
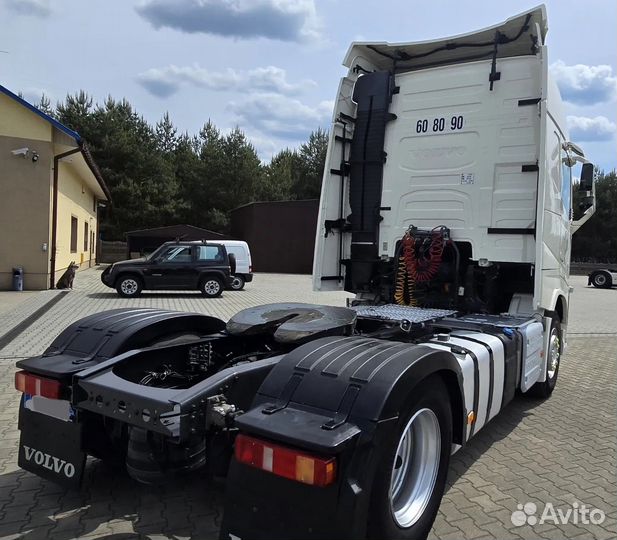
136 0 322 42
227 93 332 139
551 61 617 105
5 0 51 17
567 115 616 142
138 64 315 97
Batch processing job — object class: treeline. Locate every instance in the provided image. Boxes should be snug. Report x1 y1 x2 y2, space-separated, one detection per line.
572 171 617 263
37 93 616 262
40 92 328 239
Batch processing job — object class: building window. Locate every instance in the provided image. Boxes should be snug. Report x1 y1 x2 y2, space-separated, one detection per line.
70 216 78 253
84 222 89 252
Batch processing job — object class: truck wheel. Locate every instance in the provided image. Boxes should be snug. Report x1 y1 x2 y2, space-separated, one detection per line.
200 276 223 298
368 376 452 540
116 275 143 297
590 270 612 289
528 317 561 398
229 275 245 291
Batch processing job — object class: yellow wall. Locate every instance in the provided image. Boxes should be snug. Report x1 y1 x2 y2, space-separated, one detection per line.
0 93 52 142
0 135 53 290
0 93 102 290
54 161 98 283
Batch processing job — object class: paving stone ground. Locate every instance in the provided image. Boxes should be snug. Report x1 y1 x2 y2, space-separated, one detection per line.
0 268 615 540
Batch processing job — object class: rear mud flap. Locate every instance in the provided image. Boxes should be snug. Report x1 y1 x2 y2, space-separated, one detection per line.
18 407 86 488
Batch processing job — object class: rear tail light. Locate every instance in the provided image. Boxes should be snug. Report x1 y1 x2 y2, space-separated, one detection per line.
234 433 336 487
249 265 253 273
15 371 62 399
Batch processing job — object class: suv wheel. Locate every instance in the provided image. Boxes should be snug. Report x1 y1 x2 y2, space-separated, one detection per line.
229 275 245 291
200 277 223 298
116 276 143 297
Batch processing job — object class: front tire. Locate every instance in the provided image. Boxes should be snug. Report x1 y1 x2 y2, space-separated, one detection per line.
116 275 143 297
528 317 561 398
200 276 223 298
229 275 245 291
368 376 452 540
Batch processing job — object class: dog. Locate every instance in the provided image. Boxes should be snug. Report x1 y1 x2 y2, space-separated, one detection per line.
56 261 79 289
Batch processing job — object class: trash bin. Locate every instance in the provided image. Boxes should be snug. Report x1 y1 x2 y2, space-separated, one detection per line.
12 266 24 291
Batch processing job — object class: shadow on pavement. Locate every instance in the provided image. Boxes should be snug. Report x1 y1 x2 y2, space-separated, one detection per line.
0 461 224 540
444 392 546 492
0 394 546 540
87 292 210 299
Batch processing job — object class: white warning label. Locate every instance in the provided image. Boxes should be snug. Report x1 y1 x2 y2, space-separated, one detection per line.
460 173 475 185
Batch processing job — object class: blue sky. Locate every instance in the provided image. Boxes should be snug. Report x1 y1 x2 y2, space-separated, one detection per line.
1 0 615 171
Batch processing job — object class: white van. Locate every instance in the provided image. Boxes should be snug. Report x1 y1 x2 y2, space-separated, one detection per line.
218 240 253 290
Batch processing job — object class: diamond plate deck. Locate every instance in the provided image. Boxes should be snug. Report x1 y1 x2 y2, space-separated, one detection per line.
350 304 457 323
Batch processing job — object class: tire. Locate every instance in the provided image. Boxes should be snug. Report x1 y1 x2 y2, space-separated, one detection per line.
229 275 245 291
528 317 561 398
590 271 612 289
368 376 452 540
200 276 223 298
116 275 143 297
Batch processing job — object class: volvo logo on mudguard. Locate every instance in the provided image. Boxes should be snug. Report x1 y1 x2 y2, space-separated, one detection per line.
18 406 85 487
22 445 76 478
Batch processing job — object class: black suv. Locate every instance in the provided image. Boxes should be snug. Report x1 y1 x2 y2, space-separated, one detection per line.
101 241 233 298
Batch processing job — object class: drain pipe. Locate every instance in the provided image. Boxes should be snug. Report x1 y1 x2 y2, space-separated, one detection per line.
50 147 81 289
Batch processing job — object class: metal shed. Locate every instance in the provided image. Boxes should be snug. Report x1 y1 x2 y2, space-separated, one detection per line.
230 200 319 273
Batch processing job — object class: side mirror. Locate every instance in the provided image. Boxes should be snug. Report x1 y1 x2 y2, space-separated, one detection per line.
579 163 594 192
571 162 596 234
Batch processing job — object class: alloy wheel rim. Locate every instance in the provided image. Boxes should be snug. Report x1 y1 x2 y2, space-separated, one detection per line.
204 280 220 295
389 408 441 528
595 274 606 286
121 279 138 295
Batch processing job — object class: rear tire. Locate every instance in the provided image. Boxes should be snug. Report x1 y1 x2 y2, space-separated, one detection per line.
368 376 452 540
116 275 143 297
590 271 612 289
528 317 561 398
200 276 223 298
229 275 245 291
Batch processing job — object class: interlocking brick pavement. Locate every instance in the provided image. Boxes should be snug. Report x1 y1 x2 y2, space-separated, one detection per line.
0 269 614 539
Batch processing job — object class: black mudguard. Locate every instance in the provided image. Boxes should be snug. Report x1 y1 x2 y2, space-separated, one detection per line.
16 308 225 380
220 336 465 540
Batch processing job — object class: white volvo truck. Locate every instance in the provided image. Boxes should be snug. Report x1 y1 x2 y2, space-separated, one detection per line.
14 6 595 540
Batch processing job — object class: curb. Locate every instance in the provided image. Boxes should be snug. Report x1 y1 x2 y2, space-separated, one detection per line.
0 291 70 352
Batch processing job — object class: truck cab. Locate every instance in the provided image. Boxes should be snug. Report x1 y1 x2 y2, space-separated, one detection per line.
13 6 597 540
313 5 595 340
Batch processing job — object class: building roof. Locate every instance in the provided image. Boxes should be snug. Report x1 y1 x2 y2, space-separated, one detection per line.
0 83 111 203
126 224 226 238
231 199 319 212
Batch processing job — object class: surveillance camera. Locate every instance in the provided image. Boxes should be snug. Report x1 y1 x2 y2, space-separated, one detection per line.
32 151 39 162
11 147 29 157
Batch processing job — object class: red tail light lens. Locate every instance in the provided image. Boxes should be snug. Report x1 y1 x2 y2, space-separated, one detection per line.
234 433 336 487
15 371 62 399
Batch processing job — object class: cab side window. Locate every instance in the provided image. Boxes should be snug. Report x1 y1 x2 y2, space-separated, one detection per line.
198 246 225 262
160 246 192 262
561 159 572 220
